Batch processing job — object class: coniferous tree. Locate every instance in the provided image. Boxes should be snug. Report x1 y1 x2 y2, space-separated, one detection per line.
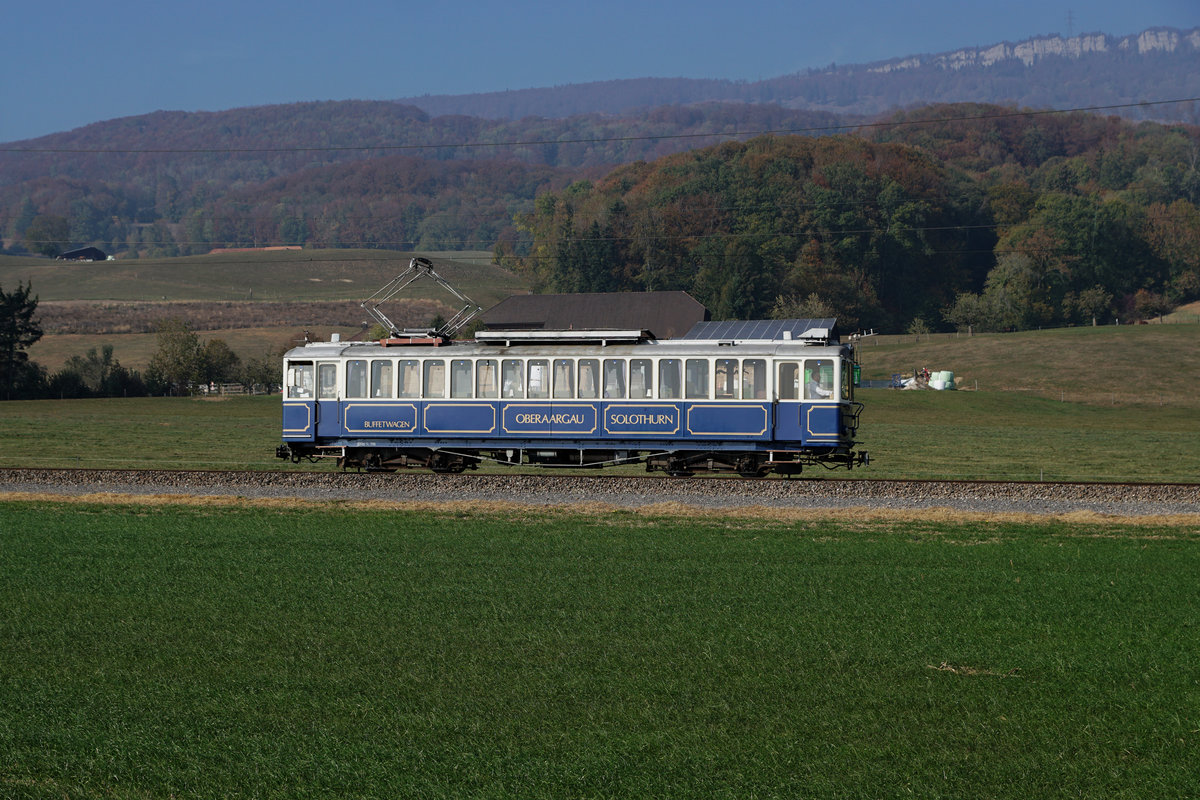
0 282 44 399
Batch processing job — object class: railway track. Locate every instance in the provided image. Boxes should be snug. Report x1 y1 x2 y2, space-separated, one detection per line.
1 468 1198 517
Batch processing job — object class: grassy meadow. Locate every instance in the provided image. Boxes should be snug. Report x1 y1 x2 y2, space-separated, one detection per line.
2 501 1197 798
1 383 1198 481
3 254 1199 481
858 322 1200 408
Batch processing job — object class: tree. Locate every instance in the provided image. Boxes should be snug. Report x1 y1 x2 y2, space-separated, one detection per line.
0 282 45 399
144 319 203 395
1132 289 1173 323
906 317 932 342
942 292 987 335
200 339 241 384
1144 200 1200 303
771 293 835 320
240 350 282 393
22 215 70 257
49 345 146 398
1068 286 1113 326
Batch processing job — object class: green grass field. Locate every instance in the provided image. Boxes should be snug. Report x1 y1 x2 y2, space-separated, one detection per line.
1 390 1197 482
2 501 1197 798
4 288 1198 795
858 323 1200 408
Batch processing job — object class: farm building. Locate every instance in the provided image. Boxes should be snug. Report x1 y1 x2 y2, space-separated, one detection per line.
57 246 108 261
479 291 709 340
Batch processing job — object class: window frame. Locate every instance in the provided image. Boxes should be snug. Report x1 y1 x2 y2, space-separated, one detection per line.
398 359 421 399
287 361 315 399
527 359 550 399
778 361 800 401
629 358 653 399
658 358 682 399
346 359 368 399
450 359 473 399
553 358 575 399
741 358 767 400
370 359 394 399
423 359 446 399
317 362 338 400
685 358 709 399
603 359 626 399
501 359 525 399
578 359 600 399
476 359 499 399
714 358 738 399
804 359 835 401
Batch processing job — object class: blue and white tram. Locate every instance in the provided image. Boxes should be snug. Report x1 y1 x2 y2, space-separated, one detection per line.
276 322 867 476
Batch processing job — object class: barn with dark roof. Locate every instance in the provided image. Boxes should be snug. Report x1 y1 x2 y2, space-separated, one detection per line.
57 246 108 261
480 291 708 340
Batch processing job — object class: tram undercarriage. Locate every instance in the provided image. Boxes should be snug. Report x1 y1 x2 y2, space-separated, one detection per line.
277 442 867 477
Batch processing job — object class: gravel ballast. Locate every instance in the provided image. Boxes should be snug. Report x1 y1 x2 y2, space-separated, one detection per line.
2 469 1198 517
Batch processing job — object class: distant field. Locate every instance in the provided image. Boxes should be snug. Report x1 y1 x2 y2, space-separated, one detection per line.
0 249 523 304
4 248 529 370
2 501 1196 798
1 391 1197 482
858 323 1200 408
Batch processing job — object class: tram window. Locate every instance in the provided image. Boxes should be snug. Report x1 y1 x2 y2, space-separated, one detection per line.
630 359 653 398
371 360 393 398
659 359 682 399
804 359 834 400
346 359 368 399
553 359 575 398
288 362 314 399
476 359 498 399
451 359 473 398
841 362 852 401
578 359 600 399
398 360 420 398
685 359 709 399
778 362 800 400
317 363 338 399
603 359 626 398
742 359 766 399
423 360 446 398
527 359 549 399
502 359 524 398
714 359 738 399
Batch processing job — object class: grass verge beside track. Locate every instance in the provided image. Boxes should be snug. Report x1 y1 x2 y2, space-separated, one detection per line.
2 391 1197 482
2 499 1197 798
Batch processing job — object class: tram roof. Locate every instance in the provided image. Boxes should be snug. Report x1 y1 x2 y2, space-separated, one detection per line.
679 319 838 344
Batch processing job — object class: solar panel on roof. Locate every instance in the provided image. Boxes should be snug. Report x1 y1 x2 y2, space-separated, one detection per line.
679 319 837 342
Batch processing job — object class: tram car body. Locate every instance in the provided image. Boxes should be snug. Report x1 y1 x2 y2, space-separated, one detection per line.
276 319 867 476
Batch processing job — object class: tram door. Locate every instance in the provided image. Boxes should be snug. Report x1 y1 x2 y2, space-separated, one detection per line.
776 359 840 444
282 360 317 442
315 362 340 437
775 361 804 442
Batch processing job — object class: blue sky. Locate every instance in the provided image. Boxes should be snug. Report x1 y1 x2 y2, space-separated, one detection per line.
2 0 1196 142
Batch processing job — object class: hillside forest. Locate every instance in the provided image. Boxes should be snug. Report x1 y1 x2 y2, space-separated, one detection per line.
506 104 1200 331
3 101 1200 333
